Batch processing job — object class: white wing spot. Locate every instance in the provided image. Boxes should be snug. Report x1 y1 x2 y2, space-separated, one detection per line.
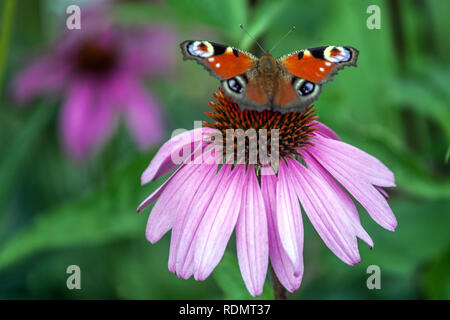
319 67 325 72
325 62 332 66
208 57 215 62
216 63 221 68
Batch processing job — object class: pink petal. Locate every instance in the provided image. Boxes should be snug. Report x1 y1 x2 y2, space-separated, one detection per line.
301 151 373 248
261 167 303 292
236 166 269 297
308 148 397 231
193 165 246 281
140 127 215 185
12 55 70 105
276 160 303 272
174 165 228 279
122 28 175 75
289 159 361 265
60 80 92 159
168 164 219 274
121 78 164 149
312 134 395 187
60 78 116 160
376 186 390 199
145 164 199 243
312 121 340 140
136 164 185 213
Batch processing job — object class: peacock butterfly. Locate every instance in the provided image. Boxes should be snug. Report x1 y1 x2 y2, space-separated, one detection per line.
180 32 358 113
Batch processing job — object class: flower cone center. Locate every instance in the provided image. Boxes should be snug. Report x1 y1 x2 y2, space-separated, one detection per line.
203 89 318 165
76 41 117 75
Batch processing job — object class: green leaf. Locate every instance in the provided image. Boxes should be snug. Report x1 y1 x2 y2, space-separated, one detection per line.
0 103 53 210
167 0 248 38
0 0 17 99
111 2 173 24
111 239 220 299
423 250 450 299
305 198 450 299
387 76 450 142
213 251 274 300
0 152 163 270
239 0 290 50
356 198 450 276
445 146 450 164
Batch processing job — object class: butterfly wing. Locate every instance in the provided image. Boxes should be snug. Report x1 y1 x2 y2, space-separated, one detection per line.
278 46 359 83
271 46 359 113
180 40 257 80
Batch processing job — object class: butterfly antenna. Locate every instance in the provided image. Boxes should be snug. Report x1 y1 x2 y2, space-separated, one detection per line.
268 26 296 53
240 24 267 53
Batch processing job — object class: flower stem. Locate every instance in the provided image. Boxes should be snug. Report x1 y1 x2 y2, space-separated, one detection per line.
270 264 286 300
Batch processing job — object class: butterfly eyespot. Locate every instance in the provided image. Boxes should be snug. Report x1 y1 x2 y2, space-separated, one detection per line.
227 77 244 94
298 81 315 96
324 46 351 63
187 41 214 58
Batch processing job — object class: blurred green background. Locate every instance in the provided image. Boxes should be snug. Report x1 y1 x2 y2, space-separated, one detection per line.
0 0 449 299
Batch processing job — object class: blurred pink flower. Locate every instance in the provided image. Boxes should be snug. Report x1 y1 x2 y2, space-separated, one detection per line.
13 9 174 160
137 91 397 297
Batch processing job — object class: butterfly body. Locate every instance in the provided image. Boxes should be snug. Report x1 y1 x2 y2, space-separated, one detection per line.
180 40 358 113
248 54 280 102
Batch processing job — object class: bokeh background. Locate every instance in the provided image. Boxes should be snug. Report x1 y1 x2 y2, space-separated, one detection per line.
0 0 449 299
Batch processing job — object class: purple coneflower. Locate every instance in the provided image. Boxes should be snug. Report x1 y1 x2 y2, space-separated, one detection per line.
13 10 174 160
138 90 397 297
